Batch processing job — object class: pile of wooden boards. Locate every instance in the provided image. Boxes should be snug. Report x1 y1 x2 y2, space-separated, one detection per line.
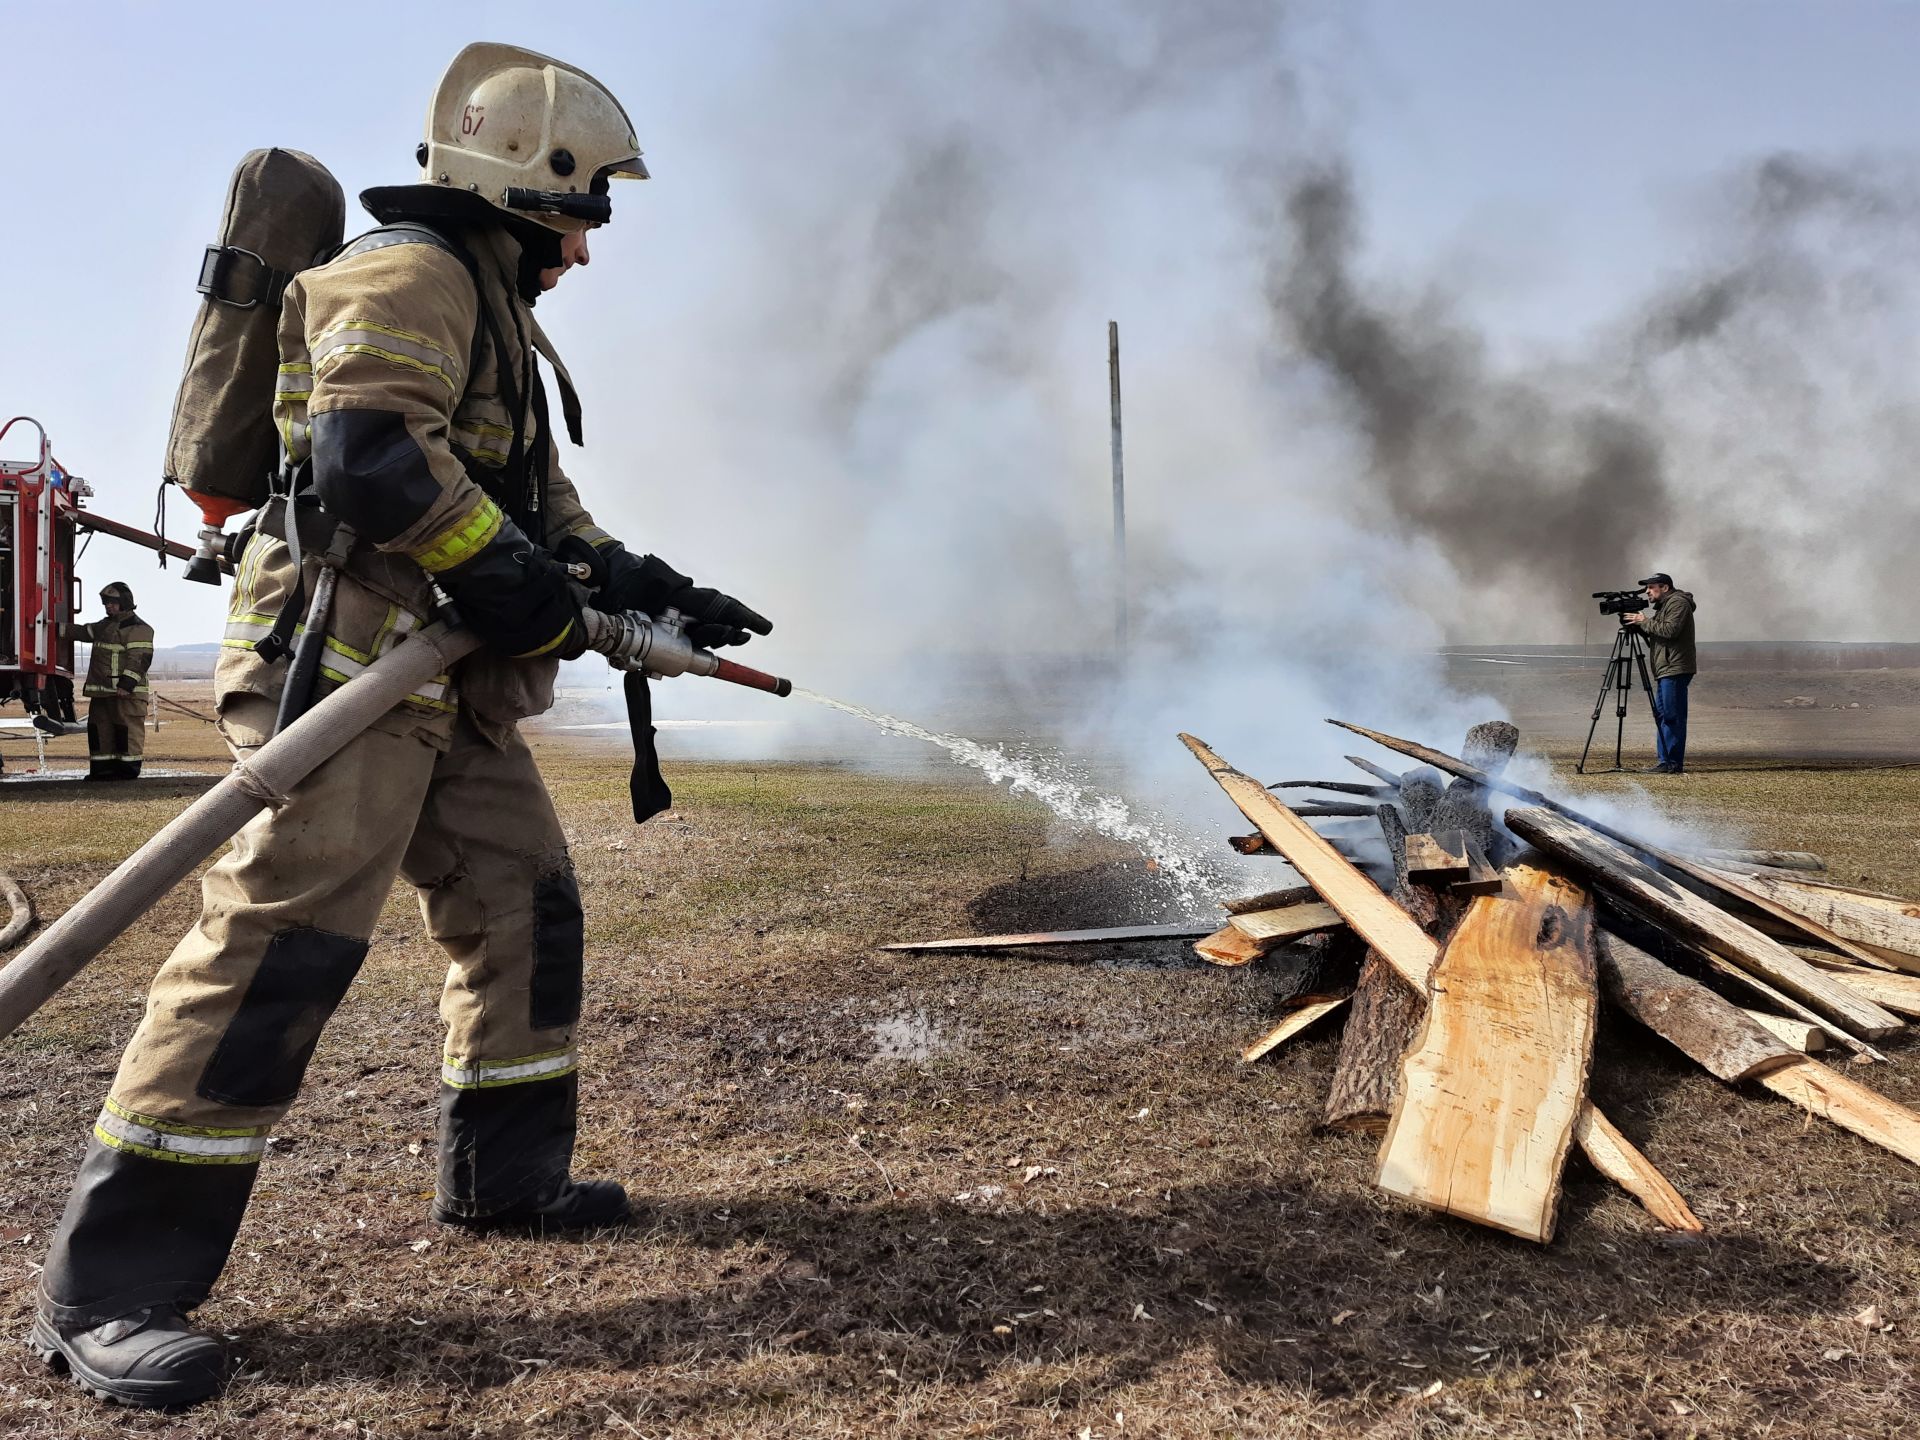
1182 720 1920 1244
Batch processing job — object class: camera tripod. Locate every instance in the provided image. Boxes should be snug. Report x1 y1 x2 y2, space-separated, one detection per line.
1577 620 1661 774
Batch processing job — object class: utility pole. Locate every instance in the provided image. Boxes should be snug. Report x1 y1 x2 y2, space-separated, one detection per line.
1108 320 1127 659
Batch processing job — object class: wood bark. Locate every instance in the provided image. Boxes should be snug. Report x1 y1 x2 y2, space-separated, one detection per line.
1322 951 1425 1134
1460 720 1520 775
1595 931 1796 1083
1323 804 1458 1132
1377 862 1599 1243
1506 807 1903 1041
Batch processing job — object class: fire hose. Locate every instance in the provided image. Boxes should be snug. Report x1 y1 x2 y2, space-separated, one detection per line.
0 875 31 952
0 606 790 1040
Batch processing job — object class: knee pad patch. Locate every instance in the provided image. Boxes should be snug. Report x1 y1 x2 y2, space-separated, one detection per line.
529 868 584 1031
197 926 369 1108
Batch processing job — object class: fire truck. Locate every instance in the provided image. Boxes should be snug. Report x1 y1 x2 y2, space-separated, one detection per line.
0 416 83 723
1 416 203 762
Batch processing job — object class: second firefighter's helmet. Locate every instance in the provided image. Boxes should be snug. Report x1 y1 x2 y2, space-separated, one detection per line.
420 42 647 232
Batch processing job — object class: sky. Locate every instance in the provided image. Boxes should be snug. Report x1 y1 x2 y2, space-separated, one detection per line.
5 0 1920 681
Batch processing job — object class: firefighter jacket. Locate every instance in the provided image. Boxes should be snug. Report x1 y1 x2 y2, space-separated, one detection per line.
217 222 617 745
1638 589 1698 681
74 613 155 699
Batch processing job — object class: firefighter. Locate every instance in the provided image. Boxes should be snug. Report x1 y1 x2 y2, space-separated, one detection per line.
32 43 770 1408
65 582 154 781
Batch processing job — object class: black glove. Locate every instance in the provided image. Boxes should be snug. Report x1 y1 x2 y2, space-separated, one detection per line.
557 539 772 650
117 675 139 695
439 524 589 661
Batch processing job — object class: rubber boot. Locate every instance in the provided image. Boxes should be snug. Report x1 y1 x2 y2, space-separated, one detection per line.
433 1175 631 1233
431 1072 627 1231
38 1138 259 1404
29 1307 227 1409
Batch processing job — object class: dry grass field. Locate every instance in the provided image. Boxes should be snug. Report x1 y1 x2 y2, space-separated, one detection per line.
3 665 1920 1437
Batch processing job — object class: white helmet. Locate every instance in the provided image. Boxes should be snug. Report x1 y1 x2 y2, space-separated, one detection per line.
420 42 648 233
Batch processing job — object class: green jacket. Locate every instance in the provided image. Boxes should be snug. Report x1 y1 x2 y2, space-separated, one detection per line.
1638 590 1697 680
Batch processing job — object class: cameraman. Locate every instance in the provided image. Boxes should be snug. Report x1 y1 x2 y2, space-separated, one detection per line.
1627 572 1697 775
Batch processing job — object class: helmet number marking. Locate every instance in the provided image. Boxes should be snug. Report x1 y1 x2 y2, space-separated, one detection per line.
461 105 486 136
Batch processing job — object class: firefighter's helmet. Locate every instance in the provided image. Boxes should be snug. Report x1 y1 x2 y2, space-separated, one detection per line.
420 42 647 233
100 581 135 610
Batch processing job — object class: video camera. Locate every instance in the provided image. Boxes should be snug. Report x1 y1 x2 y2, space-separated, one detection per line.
1592 589 1646 618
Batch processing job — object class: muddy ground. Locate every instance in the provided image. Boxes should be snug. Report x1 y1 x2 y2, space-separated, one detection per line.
2 665 1919 1437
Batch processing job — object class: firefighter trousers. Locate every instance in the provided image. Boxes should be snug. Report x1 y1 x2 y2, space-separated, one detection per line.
85 694 146 777
40 695 588 1329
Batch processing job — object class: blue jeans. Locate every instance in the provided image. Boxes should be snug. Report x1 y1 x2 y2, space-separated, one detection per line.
1655 673 1693 770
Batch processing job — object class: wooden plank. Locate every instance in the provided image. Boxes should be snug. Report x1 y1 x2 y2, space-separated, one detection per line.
1328 719 1897 970
1453 837 1504 897
1292 801 1380 818
1193 927 1266 967
1571 1105 1704 1233
1229 901 1346 946
1595 931 1798 1083
1180 734 1437 989
1180 733 1686 1206
1265 780 1391 798
1505 806 1903 1041
1597 934 1920 1176
1223 885 1318 917
1377 861 1599 1243
1240 994 1351 1062
1794 956 1920 1018
1740 1009 1827 1053
1346 754 1402 787
1404 830 1470 884
1694 848 1827 873
1710 868 1920 961
881 921 1213 952
1695 950 1867 1058
1757 1057 1920 1169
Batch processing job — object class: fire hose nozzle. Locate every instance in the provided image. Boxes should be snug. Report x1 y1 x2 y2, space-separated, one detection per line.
581 606 792 697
